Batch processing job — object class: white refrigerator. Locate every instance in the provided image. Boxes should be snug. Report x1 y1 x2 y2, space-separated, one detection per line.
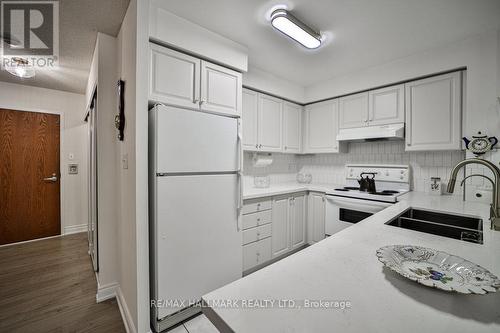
149 104 242 332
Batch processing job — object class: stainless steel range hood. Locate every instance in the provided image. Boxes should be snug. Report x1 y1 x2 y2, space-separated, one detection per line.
336 123 405 142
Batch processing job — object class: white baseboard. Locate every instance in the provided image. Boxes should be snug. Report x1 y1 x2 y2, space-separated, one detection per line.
96 282 119 303
116 286 138 333
63 223 87 235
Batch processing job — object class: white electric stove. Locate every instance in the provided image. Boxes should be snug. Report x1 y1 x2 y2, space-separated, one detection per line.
325 164 410 235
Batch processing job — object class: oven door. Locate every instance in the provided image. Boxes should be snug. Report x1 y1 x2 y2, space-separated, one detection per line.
325 195 392 235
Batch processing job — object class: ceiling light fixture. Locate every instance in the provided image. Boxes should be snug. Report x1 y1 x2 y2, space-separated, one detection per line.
5 57 36 78
270 9 321 49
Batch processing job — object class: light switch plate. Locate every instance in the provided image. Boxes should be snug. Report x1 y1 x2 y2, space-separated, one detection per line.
122 153 128 169
68 163 78 174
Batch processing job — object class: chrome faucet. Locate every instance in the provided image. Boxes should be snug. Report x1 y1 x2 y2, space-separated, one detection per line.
447 158 500 230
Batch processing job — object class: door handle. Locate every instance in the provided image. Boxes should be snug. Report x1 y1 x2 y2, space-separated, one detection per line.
43 173 58 182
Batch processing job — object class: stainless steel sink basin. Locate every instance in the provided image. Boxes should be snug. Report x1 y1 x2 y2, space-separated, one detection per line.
386 208 483 244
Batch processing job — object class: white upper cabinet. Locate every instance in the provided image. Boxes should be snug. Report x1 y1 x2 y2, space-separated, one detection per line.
283 102 302 153
405 72 462 151
242 89 259 150
368 84 405 125
149 43 242 117
304 100 340 153
339 92 369 129
200 61 242 117
149 44 200 110
258 94 283 152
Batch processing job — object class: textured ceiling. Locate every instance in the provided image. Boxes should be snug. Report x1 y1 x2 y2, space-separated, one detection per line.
0 0 130 94
156 0 500 87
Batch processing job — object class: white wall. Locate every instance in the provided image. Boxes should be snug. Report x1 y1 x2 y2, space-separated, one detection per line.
305 30 500 138
0 81 88 234
85 32 120 294
243 66 305 104
149 0 248 72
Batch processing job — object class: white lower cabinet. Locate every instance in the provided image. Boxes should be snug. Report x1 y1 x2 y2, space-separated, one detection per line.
271 196 290 258
290 194 306 250
243 237 272 272
307 192 326 244
242 192 308 272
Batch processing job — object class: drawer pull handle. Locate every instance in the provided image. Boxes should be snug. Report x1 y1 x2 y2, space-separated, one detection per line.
257 218 260 221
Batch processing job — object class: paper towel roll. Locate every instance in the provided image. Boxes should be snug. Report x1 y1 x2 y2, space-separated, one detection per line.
252 153 273 167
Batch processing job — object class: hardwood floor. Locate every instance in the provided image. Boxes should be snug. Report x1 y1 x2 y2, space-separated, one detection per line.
0 233 125 333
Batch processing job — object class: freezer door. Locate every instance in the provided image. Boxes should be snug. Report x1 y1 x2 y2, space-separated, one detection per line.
154 174 242 320
154 105 239 173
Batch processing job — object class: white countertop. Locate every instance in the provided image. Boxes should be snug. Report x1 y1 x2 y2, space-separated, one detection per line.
243 182 340 200
203 189 500 333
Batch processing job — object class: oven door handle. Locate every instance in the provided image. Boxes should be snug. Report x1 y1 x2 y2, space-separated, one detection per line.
326 195 392 212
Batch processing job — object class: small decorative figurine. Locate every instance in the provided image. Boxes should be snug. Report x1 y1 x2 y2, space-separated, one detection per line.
463 131 498 156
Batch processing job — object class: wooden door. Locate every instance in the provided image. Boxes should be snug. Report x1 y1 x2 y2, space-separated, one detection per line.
242 89 259 150
0 109 60 245
283 102 301 153
339 92 369 129
258 94 282 152
200 60 242 117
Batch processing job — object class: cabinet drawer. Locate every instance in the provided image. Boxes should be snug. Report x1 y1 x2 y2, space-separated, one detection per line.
242 210 272 230
242 199 272 214
242 224 272 245
243 237 272 271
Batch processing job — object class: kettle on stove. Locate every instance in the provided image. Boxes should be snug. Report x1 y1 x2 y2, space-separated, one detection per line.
358 172 377 192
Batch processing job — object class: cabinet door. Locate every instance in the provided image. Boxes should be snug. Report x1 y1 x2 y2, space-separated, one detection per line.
405 72 462 151
242 89 259 150
283 102 302 153
304 100 339 153
290 195 306 250
149 44 200 110
271 197 290 258
258 94 283 152
339 92 369 129
307 193 325 244
200 61 242 117
368 84 405 126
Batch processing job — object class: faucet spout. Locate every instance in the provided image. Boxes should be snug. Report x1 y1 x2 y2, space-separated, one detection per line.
447 158 500 230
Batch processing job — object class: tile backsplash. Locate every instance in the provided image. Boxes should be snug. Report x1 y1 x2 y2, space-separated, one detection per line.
243 141 471 196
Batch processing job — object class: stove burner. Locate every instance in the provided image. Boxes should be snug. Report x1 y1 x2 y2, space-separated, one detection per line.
343 187 360 190
334 188 349 191
369 192 393 196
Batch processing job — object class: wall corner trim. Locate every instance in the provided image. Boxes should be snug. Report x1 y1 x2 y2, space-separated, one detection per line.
116 286 138 333
63 224 87 235
96 282 119 303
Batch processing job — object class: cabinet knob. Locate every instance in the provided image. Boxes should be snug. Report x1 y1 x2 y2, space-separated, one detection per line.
199 100 205 105
257 218 260 221
255 144 258 148
259 144 262 148
407 143 411 146
256 252 260 256
284 146 287 150
193 99 199 104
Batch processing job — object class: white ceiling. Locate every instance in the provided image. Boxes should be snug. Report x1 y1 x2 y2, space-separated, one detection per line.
160 0 500 87
0 0 129 94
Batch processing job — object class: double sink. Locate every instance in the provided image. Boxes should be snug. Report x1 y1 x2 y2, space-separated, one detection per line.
386 208 483 244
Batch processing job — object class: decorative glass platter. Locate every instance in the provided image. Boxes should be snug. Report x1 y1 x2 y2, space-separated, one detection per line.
376 245 500 294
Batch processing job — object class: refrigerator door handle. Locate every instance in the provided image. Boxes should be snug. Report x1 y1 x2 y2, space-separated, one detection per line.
236 118 243 231
237 171 243 231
